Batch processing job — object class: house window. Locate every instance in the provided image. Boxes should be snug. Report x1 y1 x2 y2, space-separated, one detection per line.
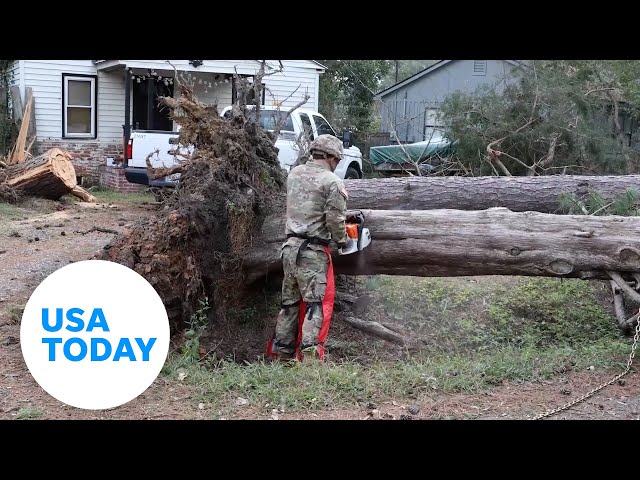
63 74 97 138
473 60 487 76
424 108 445 140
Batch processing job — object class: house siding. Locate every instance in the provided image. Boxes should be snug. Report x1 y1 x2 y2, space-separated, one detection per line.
20 60 322 187
378 60 521 143
120 60 319 109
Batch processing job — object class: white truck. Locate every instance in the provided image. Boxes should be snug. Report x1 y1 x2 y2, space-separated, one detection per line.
123 105 364 189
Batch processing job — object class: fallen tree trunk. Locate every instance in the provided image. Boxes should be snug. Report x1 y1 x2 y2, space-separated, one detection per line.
244 208 640 283
344 175 640 212
4 148 76 200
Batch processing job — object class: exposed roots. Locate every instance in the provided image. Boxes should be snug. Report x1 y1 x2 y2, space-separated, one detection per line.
0 169 21 203
99 81 286 333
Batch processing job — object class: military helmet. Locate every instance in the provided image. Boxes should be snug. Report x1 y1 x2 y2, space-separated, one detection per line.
309 134 343 160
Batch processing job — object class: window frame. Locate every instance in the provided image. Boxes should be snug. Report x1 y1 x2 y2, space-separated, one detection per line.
311 114 337 138
62 73 97 139
299 112 314 140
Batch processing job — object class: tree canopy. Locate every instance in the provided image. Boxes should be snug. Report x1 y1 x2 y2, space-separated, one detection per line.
440 60 640 176
318 60 391 135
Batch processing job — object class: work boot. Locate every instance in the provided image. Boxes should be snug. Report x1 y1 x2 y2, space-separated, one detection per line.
277 351 298 366
301 345 322 363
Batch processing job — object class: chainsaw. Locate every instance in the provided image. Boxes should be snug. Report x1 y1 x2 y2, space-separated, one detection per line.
338 211 372 255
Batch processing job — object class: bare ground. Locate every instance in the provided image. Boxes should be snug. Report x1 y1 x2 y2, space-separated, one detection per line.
1 196 639 421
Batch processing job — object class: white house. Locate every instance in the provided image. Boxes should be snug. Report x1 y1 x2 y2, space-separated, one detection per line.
8 60 325 187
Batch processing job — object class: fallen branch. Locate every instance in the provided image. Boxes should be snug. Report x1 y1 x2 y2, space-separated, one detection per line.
144 147 185 180
341 315 408 345
485 118 538 176
71 185 97 203
148 164 184 180
607 271 640 304
271 92 310 140
75 226 119 235
610 280 627 327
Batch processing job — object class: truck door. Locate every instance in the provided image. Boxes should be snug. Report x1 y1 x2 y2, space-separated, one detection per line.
311 114 338 138
299 112 314 141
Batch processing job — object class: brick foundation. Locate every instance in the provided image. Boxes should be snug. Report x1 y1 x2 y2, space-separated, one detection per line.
36 140 123 187
99 165 145 192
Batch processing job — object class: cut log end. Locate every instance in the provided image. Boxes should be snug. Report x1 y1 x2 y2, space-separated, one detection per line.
53 152 77 190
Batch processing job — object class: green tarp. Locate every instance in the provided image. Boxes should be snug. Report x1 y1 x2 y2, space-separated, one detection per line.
369 138 455 166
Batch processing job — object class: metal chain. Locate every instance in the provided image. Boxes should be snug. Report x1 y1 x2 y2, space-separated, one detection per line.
532 311 640 420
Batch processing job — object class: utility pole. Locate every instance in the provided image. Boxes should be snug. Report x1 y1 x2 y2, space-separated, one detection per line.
395 60 399 83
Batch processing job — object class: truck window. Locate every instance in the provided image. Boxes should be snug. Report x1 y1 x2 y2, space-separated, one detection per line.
257 110 295 132
312 115 337 137
299 113 314 140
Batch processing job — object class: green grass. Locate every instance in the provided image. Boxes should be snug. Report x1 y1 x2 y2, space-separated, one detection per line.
6 304 25 324
89 189 155 205
15 407 45 420
160 339 629 412
0 201 30 221
161 274 631 413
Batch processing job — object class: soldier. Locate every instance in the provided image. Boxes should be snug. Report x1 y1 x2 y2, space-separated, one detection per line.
266 134 356 362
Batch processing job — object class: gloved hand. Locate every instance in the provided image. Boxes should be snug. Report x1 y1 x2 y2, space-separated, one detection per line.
338 238 358 255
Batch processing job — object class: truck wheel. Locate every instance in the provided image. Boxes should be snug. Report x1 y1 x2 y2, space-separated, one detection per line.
345 167 360 179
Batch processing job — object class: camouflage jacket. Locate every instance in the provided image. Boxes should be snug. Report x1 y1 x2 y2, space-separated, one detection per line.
283 160 348 249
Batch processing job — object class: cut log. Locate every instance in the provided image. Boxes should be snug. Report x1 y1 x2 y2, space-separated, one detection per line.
344 175 640 213
4 148 76 200
244 208 640 283
71 185 97 203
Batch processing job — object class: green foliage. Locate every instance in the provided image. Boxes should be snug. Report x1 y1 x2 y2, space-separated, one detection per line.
439 60 640 176
0 60 16 156
486 278 620 348
179 297 210 363
318 60 391 134
15 407 45 420
558 188 640 216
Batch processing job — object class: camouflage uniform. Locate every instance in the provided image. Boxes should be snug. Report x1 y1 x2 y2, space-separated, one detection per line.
272 151 349 357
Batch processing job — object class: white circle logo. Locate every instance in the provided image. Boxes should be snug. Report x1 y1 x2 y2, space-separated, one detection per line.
20 260 170 410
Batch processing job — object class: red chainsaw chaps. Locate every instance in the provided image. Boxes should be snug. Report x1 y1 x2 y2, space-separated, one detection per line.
266 246 335 362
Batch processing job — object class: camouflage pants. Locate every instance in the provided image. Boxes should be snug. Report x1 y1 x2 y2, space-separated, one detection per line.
273 243 329 354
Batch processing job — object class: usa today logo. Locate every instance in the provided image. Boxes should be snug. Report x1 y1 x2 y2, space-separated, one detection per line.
20 260 170 410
